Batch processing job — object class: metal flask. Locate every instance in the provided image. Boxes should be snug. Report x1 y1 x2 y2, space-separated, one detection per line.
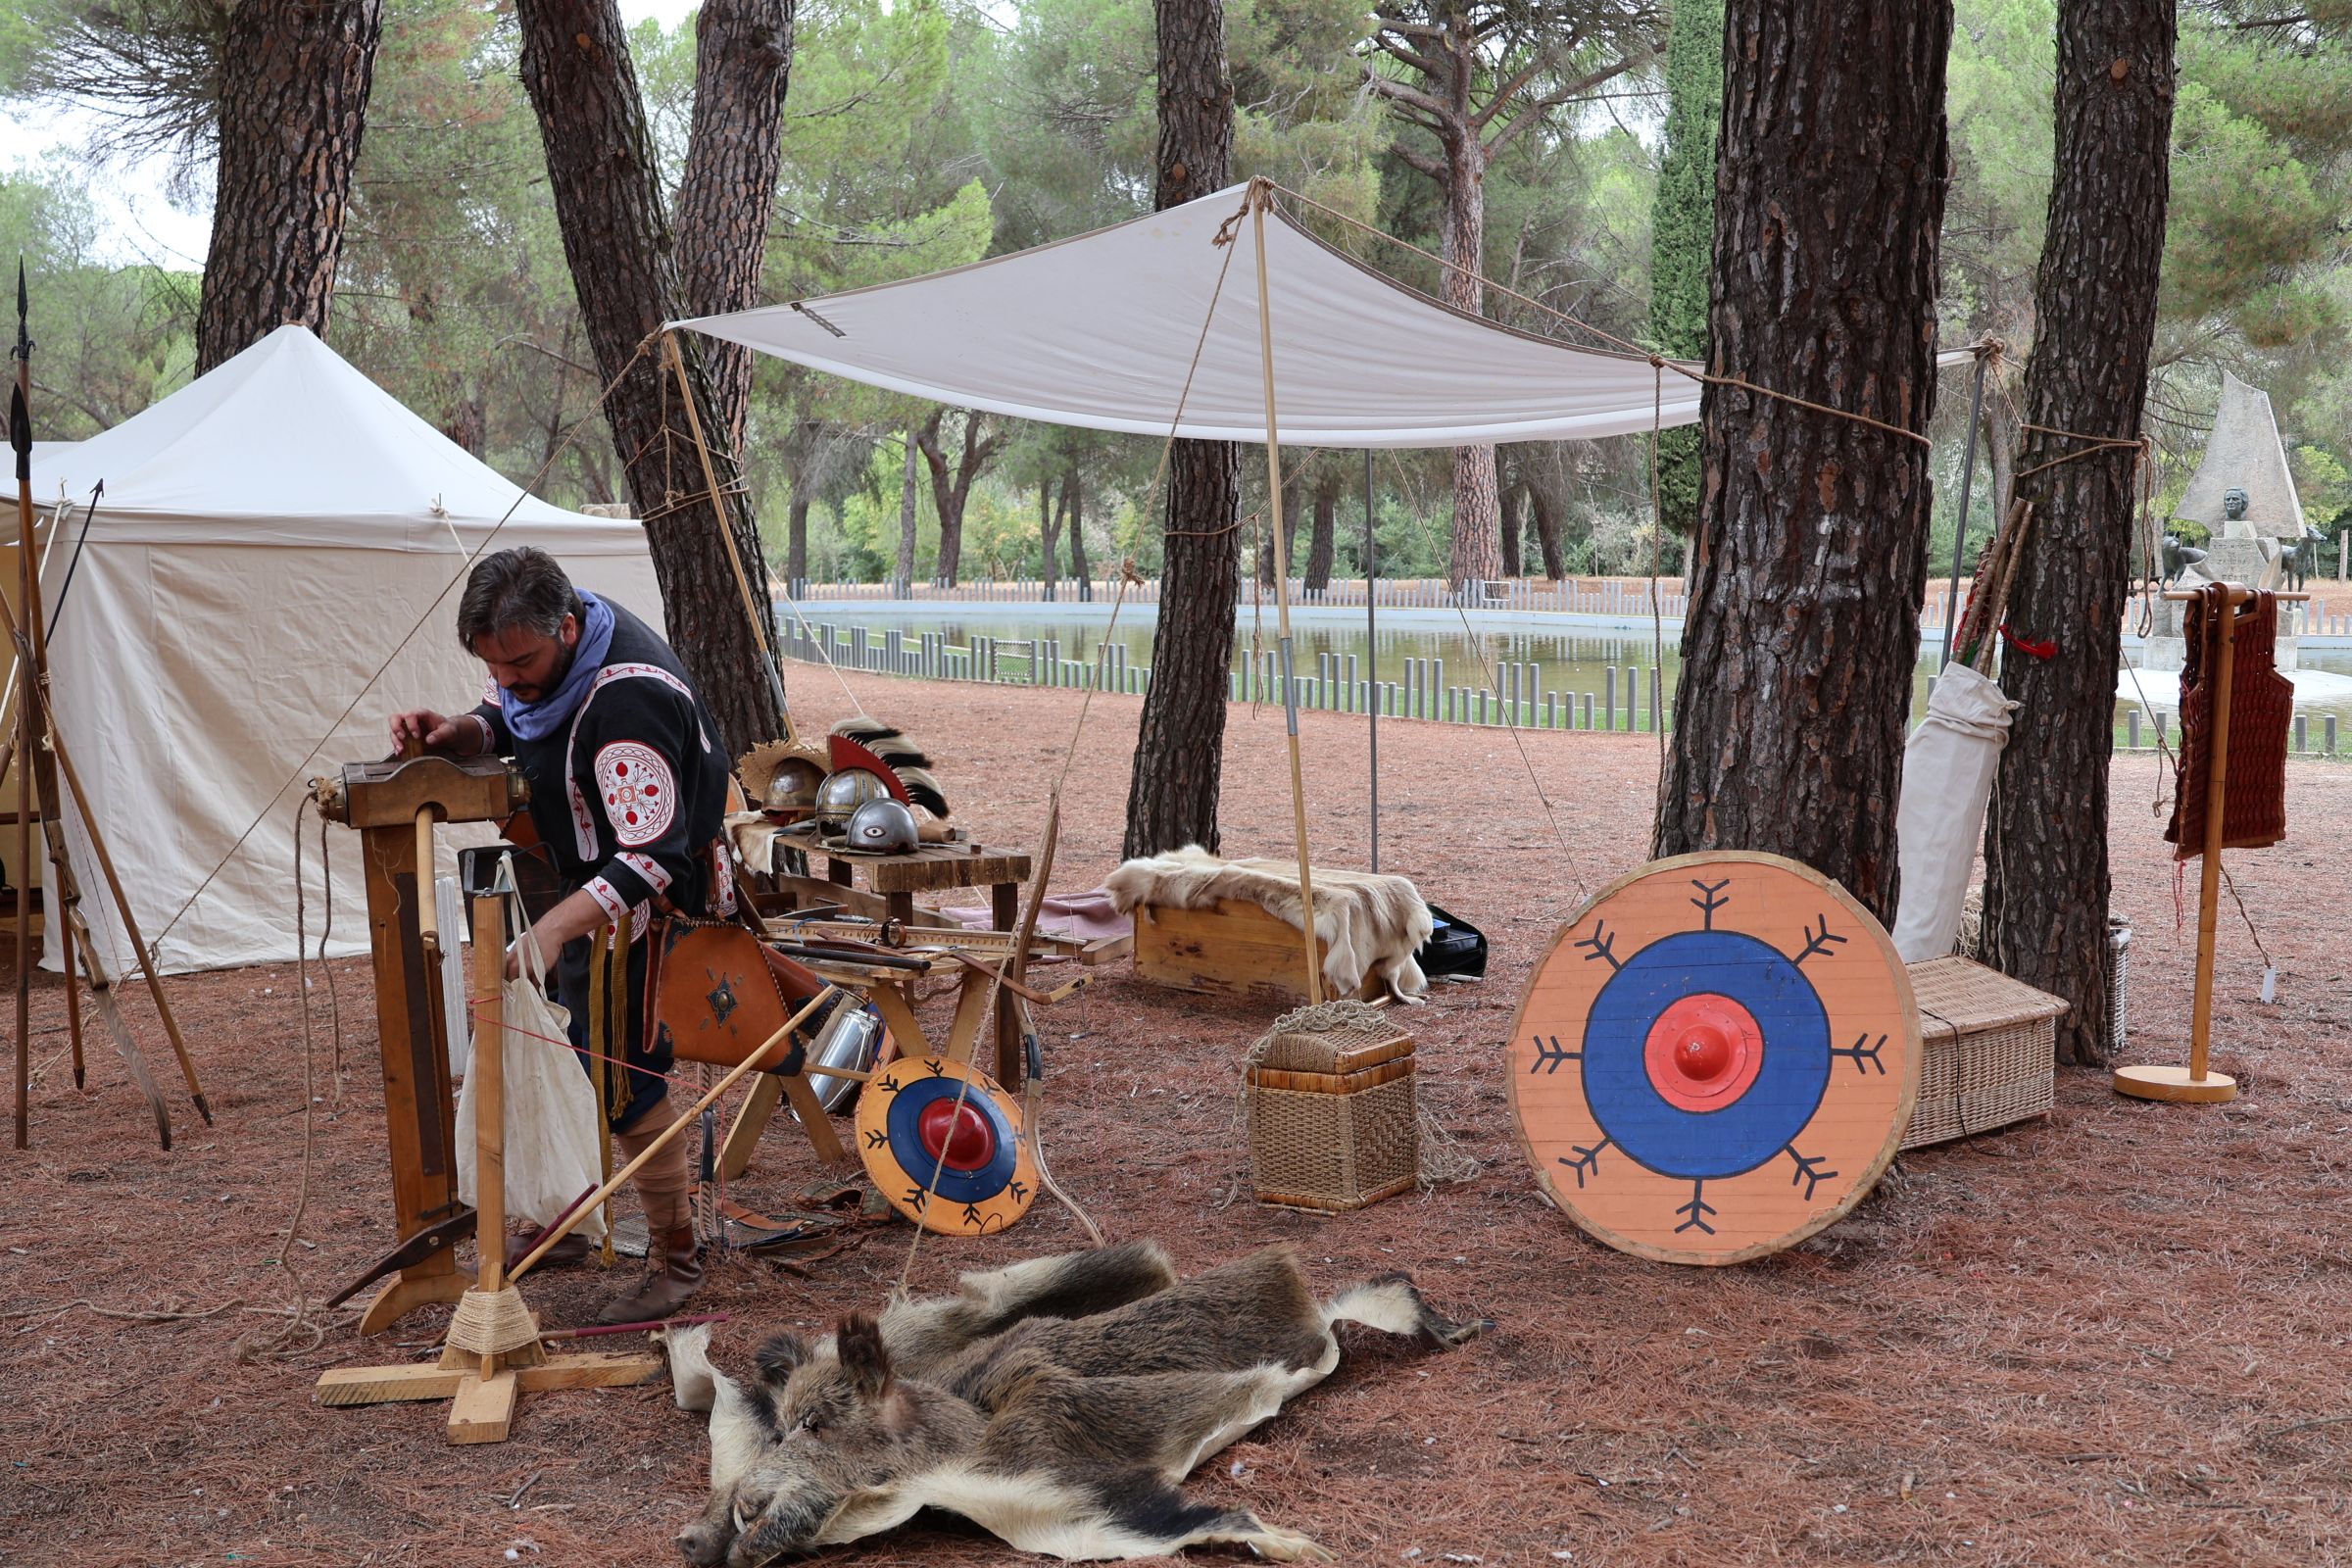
797 997 885 1116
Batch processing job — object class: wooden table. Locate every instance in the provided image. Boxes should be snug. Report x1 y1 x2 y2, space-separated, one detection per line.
779 838 1034 1079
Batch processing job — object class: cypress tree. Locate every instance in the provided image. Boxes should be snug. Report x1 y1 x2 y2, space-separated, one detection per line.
1648 0 1724 539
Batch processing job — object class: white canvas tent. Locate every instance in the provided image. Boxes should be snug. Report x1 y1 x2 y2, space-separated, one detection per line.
27 324 664 975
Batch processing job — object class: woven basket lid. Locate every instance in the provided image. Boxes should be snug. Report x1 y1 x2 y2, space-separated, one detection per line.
1259 1001 1413 1075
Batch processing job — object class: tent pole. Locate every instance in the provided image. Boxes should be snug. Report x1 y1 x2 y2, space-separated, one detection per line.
1365 447 1378 874
1250 182 1323 1005
1938 350 1990 670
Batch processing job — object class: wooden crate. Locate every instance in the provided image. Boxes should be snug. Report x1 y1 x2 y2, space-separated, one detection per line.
1134 899 1376 1004
1902 956 2069 1150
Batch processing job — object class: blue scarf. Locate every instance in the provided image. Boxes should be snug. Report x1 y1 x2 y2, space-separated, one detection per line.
501 590 615 742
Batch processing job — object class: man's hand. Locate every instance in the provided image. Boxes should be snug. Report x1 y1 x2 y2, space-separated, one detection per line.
389 709 475 758
504 888 614 981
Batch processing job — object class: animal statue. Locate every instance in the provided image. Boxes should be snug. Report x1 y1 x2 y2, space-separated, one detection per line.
664 1242 1490 1565
2160 529 2209 586
2286 524 2327 591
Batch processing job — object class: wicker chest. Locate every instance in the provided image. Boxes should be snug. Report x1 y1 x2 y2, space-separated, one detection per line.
1247 1006 1417 1211
1902 956 2069 1150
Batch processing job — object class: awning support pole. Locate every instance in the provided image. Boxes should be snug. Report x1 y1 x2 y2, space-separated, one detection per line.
1250 182 1323 1004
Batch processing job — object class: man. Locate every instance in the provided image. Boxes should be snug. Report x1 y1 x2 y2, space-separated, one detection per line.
392 547 732 1321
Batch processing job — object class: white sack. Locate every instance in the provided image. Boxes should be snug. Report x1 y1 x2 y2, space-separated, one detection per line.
1892 663 2018 962
457 936 606 1243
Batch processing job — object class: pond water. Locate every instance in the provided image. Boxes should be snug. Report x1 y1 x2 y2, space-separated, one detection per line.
786 602 2352 735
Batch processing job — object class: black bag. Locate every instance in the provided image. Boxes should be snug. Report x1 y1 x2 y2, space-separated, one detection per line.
1417 902 1487 981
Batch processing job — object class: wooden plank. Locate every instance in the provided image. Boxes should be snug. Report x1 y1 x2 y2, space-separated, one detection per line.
514 1351 662 1392
779 1071 849 1166
316 1363 467 1406
720 1073 783 1181
447 1369 518 1445
944 967 995 1068
992 881 1021 1085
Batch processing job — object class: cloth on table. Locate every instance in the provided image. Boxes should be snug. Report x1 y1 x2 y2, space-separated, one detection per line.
2165 584 2291 860
1104 846 1433 1000
936 887 1132 947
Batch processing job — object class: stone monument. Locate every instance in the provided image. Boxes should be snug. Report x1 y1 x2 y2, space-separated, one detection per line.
2141 373 2304 672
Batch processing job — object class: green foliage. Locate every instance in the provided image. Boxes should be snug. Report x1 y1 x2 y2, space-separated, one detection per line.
1645 0 1720 538
2 160 196 439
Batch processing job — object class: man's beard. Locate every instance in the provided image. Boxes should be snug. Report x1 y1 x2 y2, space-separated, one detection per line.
509 639 580 704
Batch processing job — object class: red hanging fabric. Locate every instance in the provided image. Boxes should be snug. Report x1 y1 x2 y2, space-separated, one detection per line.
2165 584 2291 860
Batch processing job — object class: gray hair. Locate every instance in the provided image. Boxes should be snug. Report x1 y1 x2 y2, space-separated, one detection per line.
457 548 584 653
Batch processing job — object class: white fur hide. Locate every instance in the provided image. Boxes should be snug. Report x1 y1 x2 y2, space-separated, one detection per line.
1104 847 1432 1000
659 1324 764 1494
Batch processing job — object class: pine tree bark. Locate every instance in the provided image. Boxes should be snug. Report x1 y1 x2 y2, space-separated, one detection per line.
196 0 385 372
896 431 920 598
1127 0 1240 859
1654 1 1955 924
1306 470 1337 591
1064 464 1093 599
675 0 795 455
1039 477 1062 603
787 493 809 587
514 0 787 758
1984 0 2176 1064
1497 476 1524 579
1529 481 1567 578
1443 133 1501 589
917 409 1002 587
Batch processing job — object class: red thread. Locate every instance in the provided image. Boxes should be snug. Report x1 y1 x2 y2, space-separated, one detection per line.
1999 623 2057 660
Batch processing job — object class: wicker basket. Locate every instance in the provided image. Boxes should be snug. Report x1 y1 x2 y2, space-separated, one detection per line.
1247 1007 1417 1212
1903 956 2069 1150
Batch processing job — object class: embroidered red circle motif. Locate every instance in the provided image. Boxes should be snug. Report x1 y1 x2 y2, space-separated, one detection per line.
595 741 676 847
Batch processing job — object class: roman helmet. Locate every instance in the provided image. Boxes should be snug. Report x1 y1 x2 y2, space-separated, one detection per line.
760 757 825 822
814 767 894 832
844 798 919 855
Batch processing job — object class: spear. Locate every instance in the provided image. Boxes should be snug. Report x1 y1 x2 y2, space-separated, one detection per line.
13 259 36 1145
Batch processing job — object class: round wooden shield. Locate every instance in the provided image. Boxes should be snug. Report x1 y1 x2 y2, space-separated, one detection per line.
856 1054 1039 1237
1506 852 1919 1265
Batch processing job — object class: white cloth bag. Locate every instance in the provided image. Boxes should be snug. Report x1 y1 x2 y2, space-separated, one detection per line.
456 887 607 1241
1892 662 2019 962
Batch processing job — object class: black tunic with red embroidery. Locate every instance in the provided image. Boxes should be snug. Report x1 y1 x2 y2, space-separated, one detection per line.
468 598 734 1126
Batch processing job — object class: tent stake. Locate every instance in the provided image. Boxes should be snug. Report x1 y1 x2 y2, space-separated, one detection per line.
1250 181 1322 1005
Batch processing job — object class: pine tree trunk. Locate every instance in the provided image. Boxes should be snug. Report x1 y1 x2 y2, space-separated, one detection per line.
1127 0 1239 858
896 431 919 598
196 0 385 372
1498 478 1524 579
675 0 795 455
1306 471 1337 591
1654 1 1955 924
1065 465 1092 599
514 0 787 758
1530 482 1567 578
787 493 809 587
1039 478 1061 603
1984 0 2176 1064
1443 134 1501 589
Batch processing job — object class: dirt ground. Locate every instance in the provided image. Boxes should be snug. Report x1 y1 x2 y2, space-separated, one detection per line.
5 669 2349 1568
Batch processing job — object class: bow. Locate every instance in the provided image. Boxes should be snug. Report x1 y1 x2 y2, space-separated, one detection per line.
1005 786 1102 1246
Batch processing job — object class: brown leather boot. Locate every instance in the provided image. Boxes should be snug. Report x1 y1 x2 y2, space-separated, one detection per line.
506 1231 592 1273
596 1226 703 1325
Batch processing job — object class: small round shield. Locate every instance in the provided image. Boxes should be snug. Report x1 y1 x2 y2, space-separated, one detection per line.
856 1054 1039 1236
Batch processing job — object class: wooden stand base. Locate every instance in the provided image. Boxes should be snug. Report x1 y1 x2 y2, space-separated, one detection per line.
317 1348 662 1443
320 1284 660 1444
2113 1063 2238 1103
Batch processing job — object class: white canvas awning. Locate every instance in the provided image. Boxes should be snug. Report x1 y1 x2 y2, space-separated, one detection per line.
682 184 1975 449
681 184 1721 448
